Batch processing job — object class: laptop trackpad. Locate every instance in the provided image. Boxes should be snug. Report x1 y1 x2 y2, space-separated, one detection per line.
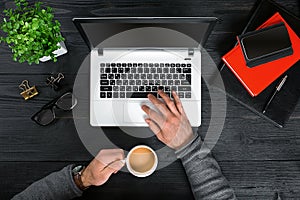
124 102 156 123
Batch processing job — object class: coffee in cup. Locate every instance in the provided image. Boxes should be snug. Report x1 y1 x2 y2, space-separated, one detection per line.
126 145 158 177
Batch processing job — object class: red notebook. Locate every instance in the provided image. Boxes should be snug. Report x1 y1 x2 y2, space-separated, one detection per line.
222 13 300 97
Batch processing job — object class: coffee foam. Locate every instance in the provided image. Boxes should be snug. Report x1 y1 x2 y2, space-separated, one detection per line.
129 147 155 173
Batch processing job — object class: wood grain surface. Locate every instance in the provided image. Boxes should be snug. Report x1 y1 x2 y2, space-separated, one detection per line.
0 0 299 199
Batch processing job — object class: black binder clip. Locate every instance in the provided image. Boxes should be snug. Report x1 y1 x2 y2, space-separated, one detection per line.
19 80 39 100
46 73 64 91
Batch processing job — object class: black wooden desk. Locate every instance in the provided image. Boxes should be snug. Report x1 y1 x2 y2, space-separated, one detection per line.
0 0 300 199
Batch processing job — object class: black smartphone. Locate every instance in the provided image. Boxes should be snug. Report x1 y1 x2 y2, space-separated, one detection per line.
239 23 293 68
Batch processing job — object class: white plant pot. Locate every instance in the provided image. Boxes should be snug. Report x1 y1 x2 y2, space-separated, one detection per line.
39 41 68 62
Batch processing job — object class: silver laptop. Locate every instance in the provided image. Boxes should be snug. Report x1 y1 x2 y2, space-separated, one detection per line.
73 17 217 127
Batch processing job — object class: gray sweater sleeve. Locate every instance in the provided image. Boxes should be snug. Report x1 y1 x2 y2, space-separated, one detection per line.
175 135 236 200
11 165 83 200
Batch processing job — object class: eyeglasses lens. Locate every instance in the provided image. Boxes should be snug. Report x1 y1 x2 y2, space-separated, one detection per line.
33 109 55 126
56 93 77 111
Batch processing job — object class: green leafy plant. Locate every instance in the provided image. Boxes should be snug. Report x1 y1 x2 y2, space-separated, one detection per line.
0 0 64 64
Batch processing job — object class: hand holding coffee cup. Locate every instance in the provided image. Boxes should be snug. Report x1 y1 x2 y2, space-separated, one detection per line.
142 90 194 150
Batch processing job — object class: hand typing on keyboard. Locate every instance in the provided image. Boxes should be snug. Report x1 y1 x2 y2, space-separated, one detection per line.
142 90 194 150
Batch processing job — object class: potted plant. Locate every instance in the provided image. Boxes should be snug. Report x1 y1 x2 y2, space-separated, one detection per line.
0 0 67 65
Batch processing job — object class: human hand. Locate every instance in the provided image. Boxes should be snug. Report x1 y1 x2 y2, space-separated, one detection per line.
142 90 194 150
81 149 125 187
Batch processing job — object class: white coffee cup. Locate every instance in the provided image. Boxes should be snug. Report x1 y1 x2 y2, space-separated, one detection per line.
126 145 158 178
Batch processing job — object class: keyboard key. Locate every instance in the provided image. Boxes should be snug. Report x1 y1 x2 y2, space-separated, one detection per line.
131 68 137 73
155 80 161 85
123 80 128 85
121 74 127 79
176 63 180 67
167 74 172 79
142 80 148 85
183 68 191 73
111 63 116 67
155 63 159 67
115 74 120 79
105 68 111 73
128 63 132 67
118 68 124 73
100 63 105 67
136 80 141 85
144 63 148 67
116 80 122 85
165 86 170 92
127 92 157 98
134 74 139 79
178 92 184 98
117 63 121 67
149 63 153 67
173 74 178 79
122 63 127 67
138 68 143 73
128 74 133 79
125 68 130 73
178 86 191 91
138 63 143 67
185 92 192 98
146 86 151 91
100 68 104 73
171 63 175 67
139 86 145 91
186 74 191 83
107 92 112 98
133 86 139 91
175 80 180 85
133 63 137 67
120 86 125 91
149 80 154 85
187 63 192 67
100 74 107 79
168 80 174 85
141 74 146 79
152 86 158 91
113 92 119 98
170 68 175 73
176 68 181 73
171 86 177 92
126 86 132 91
112 68 117 73
160 74 165 79
129 80 135 85
158 86 164 91
163 68 169 73
179 74 185 79
108 74 114 79
181 80 191 85
147 74 152 79
100 86 112 91
162 80 167 85
100 92 106 98
181 63 186 67
165 63 170 67
110 80 115 85
120 92 125 98
113 86 119 91
144 68 150 73
157 68 162 73
106 63 110 67
154 74 159 79
160 63 164 67
150 68 156 73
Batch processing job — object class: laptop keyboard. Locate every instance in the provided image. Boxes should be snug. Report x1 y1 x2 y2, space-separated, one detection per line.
99 63 192 99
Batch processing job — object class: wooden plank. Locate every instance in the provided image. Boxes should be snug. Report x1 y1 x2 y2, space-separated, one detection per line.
1 161 300 199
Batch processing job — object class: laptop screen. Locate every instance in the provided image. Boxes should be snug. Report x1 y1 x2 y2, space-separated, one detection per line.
73 18 217 50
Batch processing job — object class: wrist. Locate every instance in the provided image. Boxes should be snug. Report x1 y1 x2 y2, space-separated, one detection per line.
80 167 92 188
72 165 90 190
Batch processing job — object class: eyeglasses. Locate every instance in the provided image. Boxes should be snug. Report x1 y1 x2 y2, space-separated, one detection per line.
32 92 77 126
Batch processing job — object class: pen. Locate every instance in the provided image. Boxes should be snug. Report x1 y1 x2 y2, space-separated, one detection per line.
262 75 288 114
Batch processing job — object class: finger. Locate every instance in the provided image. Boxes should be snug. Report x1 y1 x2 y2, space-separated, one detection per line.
141 105 166 128
95 149 125 167
145 118 165 142
172 90 185 115
158 90 180 116
147 94 172 117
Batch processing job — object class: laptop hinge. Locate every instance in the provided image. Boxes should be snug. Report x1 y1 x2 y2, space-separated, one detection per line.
97 49 103 56
188 48 194 56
